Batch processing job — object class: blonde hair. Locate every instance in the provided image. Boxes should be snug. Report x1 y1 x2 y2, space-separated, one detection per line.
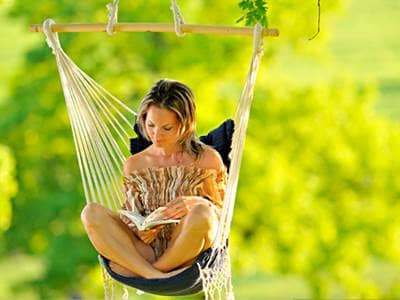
136 79 205 159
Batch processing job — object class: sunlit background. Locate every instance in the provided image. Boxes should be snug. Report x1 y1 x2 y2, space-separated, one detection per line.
1 0 400 299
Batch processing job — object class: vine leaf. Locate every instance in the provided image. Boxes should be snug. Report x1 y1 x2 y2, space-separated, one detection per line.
236 0 268 27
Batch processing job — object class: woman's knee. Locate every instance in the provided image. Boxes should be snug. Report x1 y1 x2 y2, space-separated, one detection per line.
81 202 108 227
185 203 217 232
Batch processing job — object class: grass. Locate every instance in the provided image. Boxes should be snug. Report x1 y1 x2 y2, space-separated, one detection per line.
0 254 310 300
268 0 400 120
2 254 400 299
329 0 400 81
328 0 400 120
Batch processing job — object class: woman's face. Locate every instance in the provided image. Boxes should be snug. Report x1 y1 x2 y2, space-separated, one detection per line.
145 105 181 148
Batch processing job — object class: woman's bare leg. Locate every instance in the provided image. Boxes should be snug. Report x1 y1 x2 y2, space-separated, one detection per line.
81 203 168 279
153 203 218 272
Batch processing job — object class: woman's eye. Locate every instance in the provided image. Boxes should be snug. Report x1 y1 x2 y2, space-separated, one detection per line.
164 127 172 131
147 124 155 128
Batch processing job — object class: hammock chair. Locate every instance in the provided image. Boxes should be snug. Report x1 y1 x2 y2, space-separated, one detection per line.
37 1 278 299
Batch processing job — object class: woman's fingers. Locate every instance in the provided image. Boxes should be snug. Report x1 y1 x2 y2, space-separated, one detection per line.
163 205 190 219
166 196 188 206
162 206 180 217
152 224 164 231
151 198 199 218
137 227 160 243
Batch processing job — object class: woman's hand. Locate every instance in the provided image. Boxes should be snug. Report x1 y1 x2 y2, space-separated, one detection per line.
163 196 210 219
135 225 163 244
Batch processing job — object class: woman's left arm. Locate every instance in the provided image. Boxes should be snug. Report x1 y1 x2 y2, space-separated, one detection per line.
163 196 214 219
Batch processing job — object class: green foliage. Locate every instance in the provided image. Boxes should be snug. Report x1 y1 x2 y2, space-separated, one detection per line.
237 0 268 26
232 80 400 298
0 145 17 234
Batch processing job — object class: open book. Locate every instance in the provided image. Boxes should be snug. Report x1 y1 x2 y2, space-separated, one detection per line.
119 207 180 231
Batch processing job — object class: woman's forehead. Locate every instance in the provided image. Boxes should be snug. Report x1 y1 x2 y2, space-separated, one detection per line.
146 105 179 123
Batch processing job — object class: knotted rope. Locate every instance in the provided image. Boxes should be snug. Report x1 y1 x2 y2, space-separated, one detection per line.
106 0 119 35
43 19 62 54
170 0 186 37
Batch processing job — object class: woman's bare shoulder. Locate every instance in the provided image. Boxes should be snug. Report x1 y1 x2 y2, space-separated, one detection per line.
123 150 151 176
197 146 224 172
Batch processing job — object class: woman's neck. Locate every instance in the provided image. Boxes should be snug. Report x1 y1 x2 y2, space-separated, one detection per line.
151 144 183 157
149 144 190 167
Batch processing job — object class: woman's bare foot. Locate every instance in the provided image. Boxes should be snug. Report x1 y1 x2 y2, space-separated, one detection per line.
156 265 191 278
109 261 137 277
109 261 190 279
169 265 191 276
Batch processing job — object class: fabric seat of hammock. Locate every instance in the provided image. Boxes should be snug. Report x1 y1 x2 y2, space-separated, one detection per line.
100 246 227 296
100 119 234 296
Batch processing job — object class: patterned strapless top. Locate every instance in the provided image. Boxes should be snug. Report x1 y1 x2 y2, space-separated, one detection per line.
122 165 227 257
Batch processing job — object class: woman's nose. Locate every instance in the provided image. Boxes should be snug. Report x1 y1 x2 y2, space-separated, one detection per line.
153 128 162 138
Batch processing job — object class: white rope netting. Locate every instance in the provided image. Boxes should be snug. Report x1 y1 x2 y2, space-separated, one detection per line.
44 19 135 212
43 7 264 299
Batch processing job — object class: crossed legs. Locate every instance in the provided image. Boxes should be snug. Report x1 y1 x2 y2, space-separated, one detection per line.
153 203 218 271
81 202 218 278
81 203 162 278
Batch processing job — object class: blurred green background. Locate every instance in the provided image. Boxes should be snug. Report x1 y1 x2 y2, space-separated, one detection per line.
1 0 400 299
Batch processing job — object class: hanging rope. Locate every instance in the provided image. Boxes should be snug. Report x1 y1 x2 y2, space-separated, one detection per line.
106 0 119 35
199 23 265 300
220 22 264 245
170 0 186 37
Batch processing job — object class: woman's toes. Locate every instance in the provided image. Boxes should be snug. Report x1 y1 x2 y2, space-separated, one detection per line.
109 261 137 277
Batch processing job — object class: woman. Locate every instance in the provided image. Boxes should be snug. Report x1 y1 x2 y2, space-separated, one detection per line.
81 79 227 279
